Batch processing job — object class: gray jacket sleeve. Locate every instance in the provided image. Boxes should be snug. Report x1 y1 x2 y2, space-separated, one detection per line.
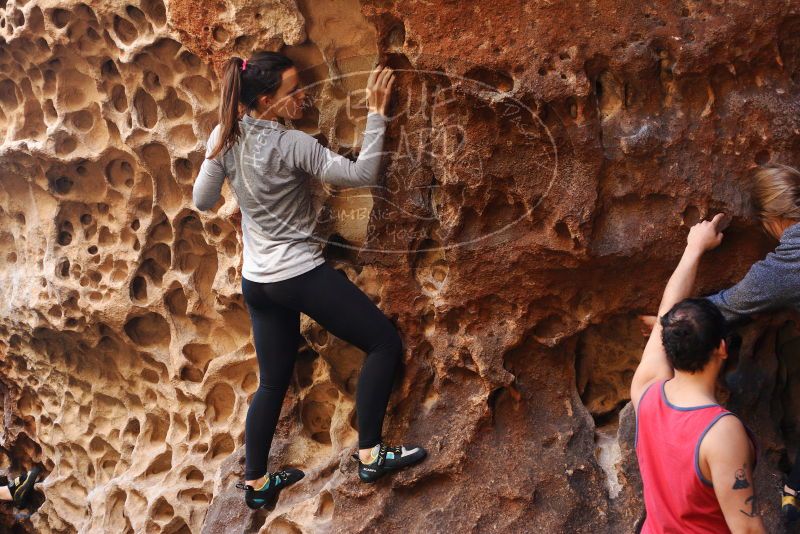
706 236 800 321
290 111 389 187
193 125 226 211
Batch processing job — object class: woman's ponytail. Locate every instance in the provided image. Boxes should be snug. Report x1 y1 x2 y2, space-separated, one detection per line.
208 57 245 160
207 52 295 159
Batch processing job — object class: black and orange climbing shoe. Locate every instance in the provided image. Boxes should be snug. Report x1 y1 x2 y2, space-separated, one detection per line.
236 468 304 510
353 443 427 483
8 466 41 509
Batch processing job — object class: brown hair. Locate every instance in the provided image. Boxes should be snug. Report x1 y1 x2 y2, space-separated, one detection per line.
208 51 295 159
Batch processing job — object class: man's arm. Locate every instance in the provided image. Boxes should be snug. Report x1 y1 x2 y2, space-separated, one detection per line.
701 415 766 533
630 214 726 409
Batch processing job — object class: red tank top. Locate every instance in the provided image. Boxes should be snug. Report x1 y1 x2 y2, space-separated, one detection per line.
636 380 745 534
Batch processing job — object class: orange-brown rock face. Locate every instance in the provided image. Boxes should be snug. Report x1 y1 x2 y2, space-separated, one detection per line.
1 0 799 532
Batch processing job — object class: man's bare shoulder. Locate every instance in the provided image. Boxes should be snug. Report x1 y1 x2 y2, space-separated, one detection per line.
702 413 752 460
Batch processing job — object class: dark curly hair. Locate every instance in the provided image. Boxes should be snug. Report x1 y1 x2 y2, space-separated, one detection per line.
660 298 726 372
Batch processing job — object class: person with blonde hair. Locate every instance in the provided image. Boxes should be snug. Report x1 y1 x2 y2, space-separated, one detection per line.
707 164 800 319
703 163 800 519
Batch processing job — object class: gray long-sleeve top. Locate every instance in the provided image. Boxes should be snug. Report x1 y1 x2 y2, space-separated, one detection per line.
193 111 389 282
707 222 800 321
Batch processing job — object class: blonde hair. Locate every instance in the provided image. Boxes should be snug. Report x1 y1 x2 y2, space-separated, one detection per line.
752 163 800 221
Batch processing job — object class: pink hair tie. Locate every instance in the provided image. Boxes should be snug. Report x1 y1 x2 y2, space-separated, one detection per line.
241 59 247 71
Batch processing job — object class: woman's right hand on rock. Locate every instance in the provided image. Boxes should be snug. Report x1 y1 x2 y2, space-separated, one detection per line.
687 213 726 254
366 64 395 117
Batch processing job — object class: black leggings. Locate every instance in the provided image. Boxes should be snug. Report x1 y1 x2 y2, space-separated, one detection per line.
241 262 403 480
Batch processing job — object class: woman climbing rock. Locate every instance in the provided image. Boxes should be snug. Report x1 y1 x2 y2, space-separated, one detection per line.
193 51 427 511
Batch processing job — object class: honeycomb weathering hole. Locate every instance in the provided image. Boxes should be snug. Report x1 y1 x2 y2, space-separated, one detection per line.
183 467 203 482
165 285 187 315
133 89 157 128
131 275 147 301
56 69 96 112
141 0 166 26
113 14 138 44
123 312 170 347
145 451 172 476
209 433 234 458
463 66 514 92
49 8 70 28
205 383 235 424
152 497 174 521
301 385 338 444
182 343 214 375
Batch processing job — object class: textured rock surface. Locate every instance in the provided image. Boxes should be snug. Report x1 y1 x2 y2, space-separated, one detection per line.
1 0 800 532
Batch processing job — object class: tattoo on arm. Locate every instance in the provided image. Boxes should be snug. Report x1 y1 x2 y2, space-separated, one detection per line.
740 495 756 518
733 466 750 490
733 465 757 518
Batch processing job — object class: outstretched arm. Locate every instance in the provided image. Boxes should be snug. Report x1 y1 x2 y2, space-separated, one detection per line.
630 214 726 409
292 65 395 188
707 242 797 321
291 111 390 187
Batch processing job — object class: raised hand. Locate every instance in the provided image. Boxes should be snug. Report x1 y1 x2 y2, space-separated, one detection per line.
687 213 726 254
366 64 395 117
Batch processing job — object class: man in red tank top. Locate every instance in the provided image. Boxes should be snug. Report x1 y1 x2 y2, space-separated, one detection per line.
629 214 766 533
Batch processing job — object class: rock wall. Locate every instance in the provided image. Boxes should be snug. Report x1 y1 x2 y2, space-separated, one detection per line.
1 0 799 532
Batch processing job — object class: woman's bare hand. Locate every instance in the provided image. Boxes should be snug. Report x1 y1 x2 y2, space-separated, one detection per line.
366 64 395 117
686 213 726 254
